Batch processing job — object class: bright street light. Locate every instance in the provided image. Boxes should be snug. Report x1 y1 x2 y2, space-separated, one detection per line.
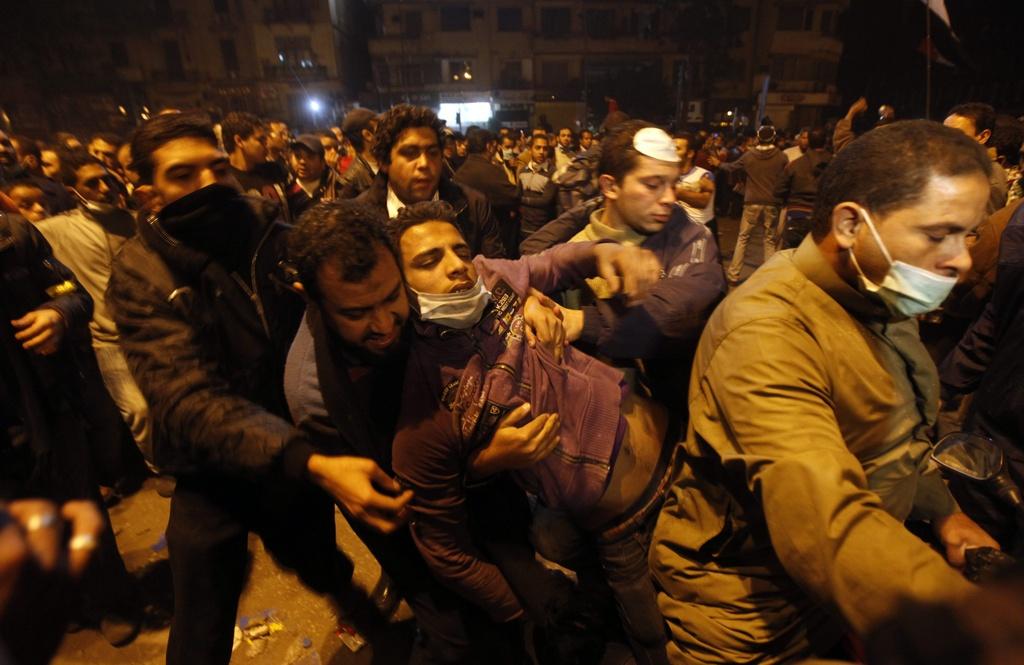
308 98 323 113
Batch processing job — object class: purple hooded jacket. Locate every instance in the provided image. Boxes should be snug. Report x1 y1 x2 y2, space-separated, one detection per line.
392 240 627 621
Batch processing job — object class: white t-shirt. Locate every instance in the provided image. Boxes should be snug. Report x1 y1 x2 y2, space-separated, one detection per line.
676 166 715 225
783 146 803 163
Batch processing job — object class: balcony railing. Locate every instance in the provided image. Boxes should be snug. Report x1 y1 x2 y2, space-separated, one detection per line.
263 63 328 80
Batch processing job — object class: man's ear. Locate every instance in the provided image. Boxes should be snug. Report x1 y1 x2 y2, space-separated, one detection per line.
598 174 619 200
977 129 992 146
232 134 243 151
830 202 863 250
22 155 39 171
361 128 374 147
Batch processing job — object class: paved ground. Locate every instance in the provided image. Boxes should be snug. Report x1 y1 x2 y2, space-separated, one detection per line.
53 476 412 665
51 212 770 665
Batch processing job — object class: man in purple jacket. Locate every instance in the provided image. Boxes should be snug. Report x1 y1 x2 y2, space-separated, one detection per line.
389 200 680 665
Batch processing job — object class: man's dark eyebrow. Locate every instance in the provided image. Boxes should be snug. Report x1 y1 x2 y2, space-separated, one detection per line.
920 222 970 232
411 247 443 264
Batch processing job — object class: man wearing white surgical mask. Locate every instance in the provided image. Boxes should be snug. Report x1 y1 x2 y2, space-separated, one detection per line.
651 120 1000 664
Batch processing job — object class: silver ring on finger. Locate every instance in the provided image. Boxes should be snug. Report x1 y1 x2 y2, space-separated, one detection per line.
25 511 59 532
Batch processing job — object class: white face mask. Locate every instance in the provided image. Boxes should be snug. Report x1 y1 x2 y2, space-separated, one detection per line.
848 208 959 317
412 276 491 329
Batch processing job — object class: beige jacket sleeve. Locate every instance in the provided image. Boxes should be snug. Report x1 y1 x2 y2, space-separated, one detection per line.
832 116 856 153
698 318 972 633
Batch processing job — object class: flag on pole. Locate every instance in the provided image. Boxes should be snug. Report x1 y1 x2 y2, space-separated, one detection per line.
921 0 958 41
918 35 955 67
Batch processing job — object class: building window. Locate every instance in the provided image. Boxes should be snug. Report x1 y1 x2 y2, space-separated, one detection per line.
220 39 239 73
820 9 836 35
403 11 423 37
109 41 128 65
163 40 185 79
777 5 809 31
449 60 473 82
440 6 471 32
540 7 571 38
540 60 569 88
497 7 522 32
730 6 752 32
585 9 616 39
275 36 315 68
499 59 528 88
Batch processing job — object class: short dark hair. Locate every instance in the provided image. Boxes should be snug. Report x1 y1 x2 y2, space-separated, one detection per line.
221 111 264 153
807 127 827 150
673 131 695 154
90 132 123 148
580 129 593 138
811 120 992 241
2 180 43 196
130 111 218 184
11 135 40 161
58 148 104 186
54 132 80 148
598 119 658 181
288 200 395 301
371 104 445 167
465 127 494 155
947 103 996 144
992 115 1024 166
388 200 460 252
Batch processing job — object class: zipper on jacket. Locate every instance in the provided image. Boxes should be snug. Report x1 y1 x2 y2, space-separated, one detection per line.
249 222 276 338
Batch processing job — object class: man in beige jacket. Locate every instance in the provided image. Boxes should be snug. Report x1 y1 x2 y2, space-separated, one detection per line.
650 120 999 664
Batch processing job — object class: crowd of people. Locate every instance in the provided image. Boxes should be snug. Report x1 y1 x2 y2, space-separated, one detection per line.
1 93 1023 665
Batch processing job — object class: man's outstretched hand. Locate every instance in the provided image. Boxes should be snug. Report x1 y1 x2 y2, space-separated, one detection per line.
307 454 413 534
593 243 662 302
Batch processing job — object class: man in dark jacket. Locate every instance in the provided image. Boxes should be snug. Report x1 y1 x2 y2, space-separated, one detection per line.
718 124 788 284
283 200 572 663
107 113 385 665
285 134 341 220
337 108 379 199
517 134 558 241
0 211 140 646
940 203 1024 553
521 121 726 409
774 127 832 249
454 127 520 256
355 104 506 258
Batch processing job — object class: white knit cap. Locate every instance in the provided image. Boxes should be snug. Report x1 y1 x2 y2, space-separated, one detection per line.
632 127 680 163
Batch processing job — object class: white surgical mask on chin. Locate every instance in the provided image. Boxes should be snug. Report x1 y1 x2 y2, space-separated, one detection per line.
848 208 958 317
412 276 492 329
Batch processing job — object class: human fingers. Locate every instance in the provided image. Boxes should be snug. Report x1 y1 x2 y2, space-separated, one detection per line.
368 463 406 495
60 501 103 578
7 500 62 572
364 488 414 515
498 403 532 429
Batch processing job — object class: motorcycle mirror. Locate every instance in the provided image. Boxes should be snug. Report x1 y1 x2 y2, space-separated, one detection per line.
931 432 1005 481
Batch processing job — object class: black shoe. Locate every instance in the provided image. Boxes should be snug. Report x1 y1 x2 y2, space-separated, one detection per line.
153 474 176 498
99 611 141 647
369 573 400 618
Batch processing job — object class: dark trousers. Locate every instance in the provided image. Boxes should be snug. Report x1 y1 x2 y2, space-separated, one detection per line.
532 506 668 665
357 521 525 665
165 474 353 665
779 208 813 250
